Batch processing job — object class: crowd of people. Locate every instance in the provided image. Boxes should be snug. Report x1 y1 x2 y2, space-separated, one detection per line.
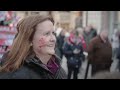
55 24 97 79
55 22 120 79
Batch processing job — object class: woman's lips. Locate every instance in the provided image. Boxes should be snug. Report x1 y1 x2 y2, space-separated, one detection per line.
47 44 55 47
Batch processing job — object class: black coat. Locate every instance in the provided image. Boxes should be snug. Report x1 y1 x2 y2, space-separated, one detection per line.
117 44 120 60
62 41 85 68
0 54 67 79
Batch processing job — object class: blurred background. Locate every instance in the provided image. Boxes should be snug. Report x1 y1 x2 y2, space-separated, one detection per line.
11 11 120 38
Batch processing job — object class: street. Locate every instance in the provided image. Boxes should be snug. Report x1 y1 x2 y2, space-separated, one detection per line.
61 56 119 79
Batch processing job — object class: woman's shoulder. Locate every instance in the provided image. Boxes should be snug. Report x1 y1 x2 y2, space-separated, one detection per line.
0 66 28 79
0 65 41 79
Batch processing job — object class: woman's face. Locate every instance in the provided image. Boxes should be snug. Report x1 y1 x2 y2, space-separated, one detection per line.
32 20 56 55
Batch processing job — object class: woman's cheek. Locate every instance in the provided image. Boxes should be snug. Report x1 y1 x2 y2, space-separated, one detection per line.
38 36 47 48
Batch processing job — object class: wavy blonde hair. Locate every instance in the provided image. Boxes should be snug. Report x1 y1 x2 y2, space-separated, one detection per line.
0 15 54 72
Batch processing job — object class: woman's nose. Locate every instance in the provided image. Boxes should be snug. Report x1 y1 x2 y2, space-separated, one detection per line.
50 34 56 42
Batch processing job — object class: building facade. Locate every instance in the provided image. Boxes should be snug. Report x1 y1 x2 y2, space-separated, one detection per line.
15 11 82 30
15 11 120 38
82 11 119 38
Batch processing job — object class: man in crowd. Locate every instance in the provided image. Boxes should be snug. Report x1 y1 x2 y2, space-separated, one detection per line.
87 30 113 76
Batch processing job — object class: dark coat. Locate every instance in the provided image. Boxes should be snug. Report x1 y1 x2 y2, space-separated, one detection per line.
56 34 65 59
0 54 67 79
83 29 97 48
117 46 120 60
87 36 113 75
62 39 85 68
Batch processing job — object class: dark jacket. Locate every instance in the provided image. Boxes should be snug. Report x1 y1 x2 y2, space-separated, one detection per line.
117 45 120 60
83 29 97 49
88 35 112 64
0 54 67 79
87 35 113 75
62 39 85 68
56 34 65 59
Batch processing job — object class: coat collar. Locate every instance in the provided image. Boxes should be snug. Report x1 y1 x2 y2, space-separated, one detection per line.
25 54 61 75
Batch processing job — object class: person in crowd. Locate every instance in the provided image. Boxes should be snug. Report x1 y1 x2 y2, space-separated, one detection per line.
63 30 85 79
111 29 119 59
0 15 67 79
83 25 97 79
56 29 66 59
89 25 97 38
76 27 87 51
87 30 113 76
83 25 97 50
55 22 63 37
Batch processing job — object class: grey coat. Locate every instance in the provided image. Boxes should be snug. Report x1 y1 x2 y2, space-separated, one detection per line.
0 54 67 79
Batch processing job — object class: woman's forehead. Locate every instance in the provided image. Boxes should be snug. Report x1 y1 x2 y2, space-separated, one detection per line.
37 20 53 28
36 20 54 32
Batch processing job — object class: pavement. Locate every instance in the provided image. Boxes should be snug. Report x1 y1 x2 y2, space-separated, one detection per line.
61 56 119 79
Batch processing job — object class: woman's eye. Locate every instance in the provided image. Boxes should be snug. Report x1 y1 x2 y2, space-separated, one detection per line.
44 32 50 36
52 32 56 36
44 31 56 36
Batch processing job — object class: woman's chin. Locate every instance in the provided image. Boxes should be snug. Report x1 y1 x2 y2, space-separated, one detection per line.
47 50 55 55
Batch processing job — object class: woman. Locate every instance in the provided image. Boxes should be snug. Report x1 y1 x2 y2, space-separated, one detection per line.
63 30 84 79
0 15 67 79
